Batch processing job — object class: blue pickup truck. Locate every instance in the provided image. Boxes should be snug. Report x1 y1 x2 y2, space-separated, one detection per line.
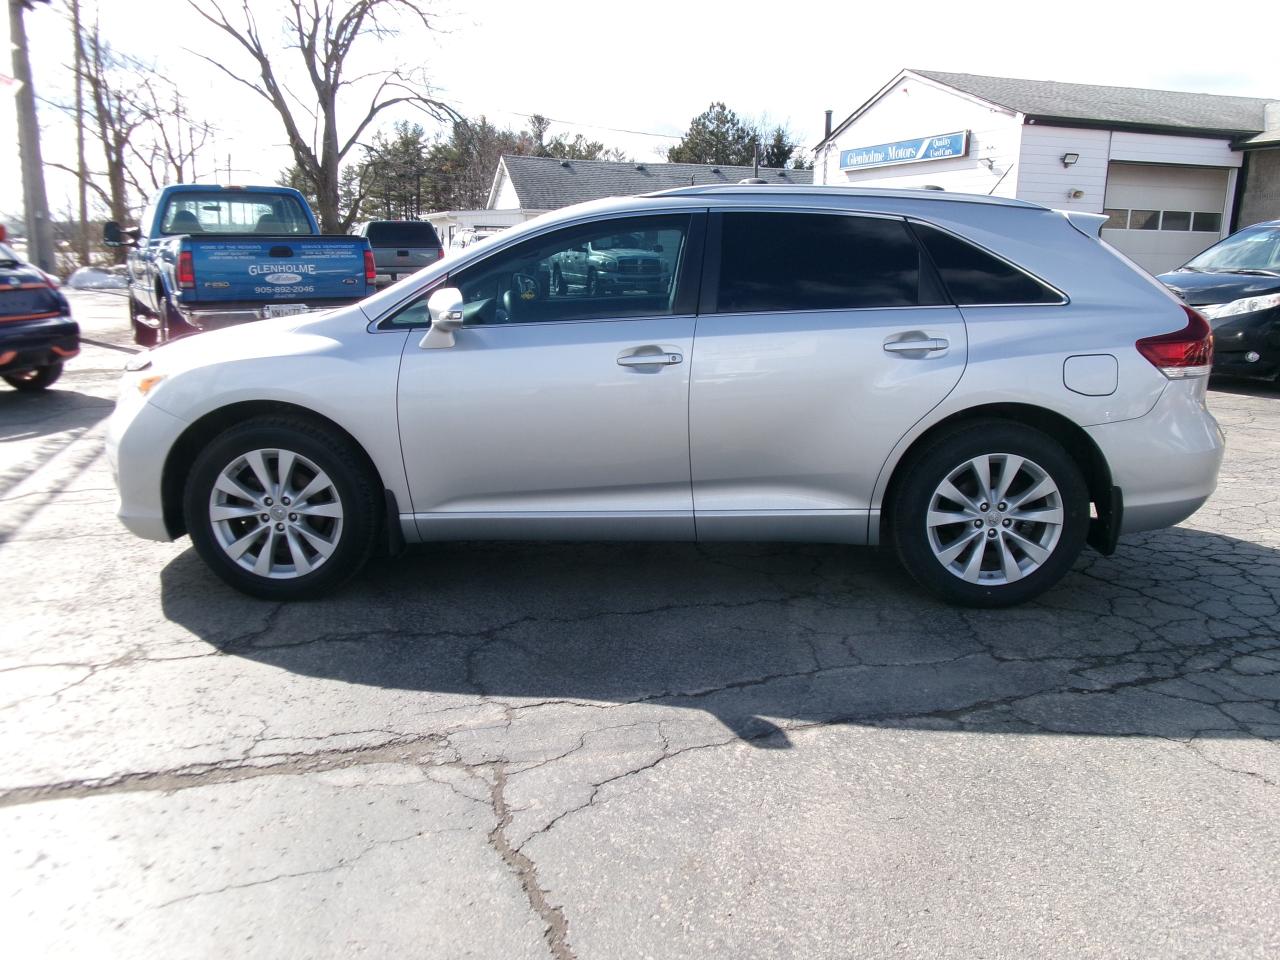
104 184 375 345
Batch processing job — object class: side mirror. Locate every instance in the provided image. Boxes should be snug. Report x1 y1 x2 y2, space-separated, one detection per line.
418 286 464 350
103 221 123 246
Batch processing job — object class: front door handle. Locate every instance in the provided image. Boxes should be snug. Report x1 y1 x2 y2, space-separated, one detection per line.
618 349 683 367
883 337 949 354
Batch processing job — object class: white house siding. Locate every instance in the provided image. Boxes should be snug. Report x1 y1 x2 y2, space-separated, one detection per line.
816 76 1023 197
1016 125 1111 212
1108 131 1242 169
490 170 521 209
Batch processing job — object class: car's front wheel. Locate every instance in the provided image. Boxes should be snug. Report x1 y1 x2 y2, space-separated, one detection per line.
183 417 382 600
891 421 1089 607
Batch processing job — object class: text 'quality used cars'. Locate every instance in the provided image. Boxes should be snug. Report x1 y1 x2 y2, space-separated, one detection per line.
106 186 1224 607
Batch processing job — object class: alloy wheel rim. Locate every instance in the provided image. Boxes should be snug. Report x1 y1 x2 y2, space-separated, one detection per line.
926 453 1064 585
208 448 343 580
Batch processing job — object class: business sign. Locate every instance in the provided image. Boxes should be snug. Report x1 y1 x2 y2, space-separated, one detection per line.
840 131 969 171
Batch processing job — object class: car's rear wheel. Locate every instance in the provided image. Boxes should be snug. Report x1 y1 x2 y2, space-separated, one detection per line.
3 363 63 391
183 417 381 600
552 267 567 296
891 421 1089 607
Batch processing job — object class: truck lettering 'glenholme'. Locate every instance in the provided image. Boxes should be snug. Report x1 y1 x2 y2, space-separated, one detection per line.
104 184 376 345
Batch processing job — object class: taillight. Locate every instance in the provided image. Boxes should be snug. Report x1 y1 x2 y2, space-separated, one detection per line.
436 246 444 260
176 251 195 289
364 250 376 284
1136 305 1213 379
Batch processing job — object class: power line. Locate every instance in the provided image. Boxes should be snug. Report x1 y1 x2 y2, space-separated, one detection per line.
435 94 682 141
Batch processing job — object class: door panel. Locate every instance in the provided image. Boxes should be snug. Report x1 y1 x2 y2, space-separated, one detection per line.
398 316 695 538
689 306 966 522
689 210 967 542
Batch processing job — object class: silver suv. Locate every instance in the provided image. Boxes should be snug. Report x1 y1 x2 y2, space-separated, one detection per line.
107 186 1224 607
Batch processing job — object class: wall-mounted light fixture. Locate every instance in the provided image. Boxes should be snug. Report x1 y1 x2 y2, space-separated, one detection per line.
1061 152 1080 168
1067 189 1085 200
980 157 995 171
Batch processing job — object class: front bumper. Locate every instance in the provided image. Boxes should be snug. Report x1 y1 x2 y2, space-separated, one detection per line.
0 314 80 373
1086 377 1224 535
1209 308 1280 380
106 386 191 541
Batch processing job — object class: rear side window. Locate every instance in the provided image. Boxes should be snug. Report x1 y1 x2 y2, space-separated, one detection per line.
912 223 1063 305
365 222 440 247
716 212 940 312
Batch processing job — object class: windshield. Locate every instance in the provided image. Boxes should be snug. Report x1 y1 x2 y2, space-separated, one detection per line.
1183 225 1280 274
159 192 312 236
592 233 649 251
0 242 18 264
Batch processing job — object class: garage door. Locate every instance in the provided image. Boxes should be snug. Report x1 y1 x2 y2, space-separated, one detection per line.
1100 162 1229 275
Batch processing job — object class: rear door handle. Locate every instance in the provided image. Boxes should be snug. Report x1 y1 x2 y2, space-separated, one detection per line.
617 349 683 367
883 337 949 353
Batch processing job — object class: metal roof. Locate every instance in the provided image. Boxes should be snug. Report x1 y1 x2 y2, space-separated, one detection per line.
492 155 813 210
912 70 1275 136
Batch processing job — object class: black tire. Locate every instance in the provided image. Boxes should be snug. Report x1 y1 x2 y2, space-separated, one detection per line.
586 269 600 296
4 363 63 391
890 420 1089 608
553 267 566 296
183 416 382 600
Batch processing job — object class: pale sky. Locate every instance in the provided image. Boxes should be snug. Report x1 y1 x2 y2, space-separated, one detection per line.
2 0 1277 220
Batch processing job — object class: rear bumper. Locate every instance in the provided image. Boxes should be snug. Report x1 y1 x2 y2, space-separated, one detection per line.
1086 378 1224 534
0 315 80 373
168 298 366 332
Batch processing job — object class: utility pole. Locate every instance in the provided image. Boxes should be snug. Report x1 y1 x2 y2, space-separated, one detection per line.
9 0 55 273
71 0 89 266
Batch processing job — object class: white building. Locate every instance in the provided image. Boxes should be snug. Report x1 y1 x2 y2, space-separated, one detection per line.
814 70 1280 274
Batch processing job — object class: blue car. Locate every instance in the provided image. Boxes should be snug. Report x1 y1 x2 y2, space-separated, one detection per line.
0 240 77 392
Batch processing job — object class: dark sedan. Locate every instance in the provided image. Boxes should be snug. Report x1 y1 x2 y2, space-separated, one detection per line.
0 242 78 391
1158 221 1280 382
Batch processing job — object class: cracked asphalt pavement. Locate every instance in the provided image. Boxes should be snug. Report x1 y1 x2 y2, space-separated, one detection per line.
3 291 1279 959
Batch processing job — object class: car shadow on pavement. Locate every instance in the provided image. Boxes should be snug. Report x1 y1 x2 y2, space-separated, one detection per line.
159 527 1280 748
0 387 113 445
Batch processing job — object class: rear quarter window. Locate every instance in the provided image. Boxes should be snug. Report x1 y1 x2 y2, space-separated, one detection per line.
912 222 1064 305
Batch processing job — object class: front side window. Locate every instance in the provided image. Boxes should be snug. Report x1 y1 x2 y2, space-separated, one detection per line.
159 192 312 236
446 215 690 326
912 223 1063 305
715 212 935 313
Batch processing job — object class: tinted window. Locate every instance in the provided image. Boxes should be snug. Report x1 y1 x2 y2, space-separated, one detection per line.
431 214 689 326
716 213 931 312
365 221 440 247
913 223 1062 305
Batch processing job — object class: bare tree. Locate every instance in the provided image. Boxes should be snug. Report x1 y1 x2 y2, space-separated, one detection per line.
189 0 456 232
126 83 215 193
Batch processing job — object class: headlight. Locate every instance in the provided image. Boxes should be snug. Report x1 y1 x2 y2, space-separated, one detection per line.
1200 292 1280 320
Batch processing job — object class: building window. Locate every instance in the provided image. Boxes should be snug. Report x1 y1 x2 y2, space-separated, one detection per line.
1161 211 1192 231
1129 210 1160 231
1102 209 1128 229
1192 211 1222 232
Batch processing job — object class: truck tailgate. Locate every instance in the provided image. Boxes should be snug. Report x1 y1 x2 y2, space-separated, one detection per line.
187 236 368 304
